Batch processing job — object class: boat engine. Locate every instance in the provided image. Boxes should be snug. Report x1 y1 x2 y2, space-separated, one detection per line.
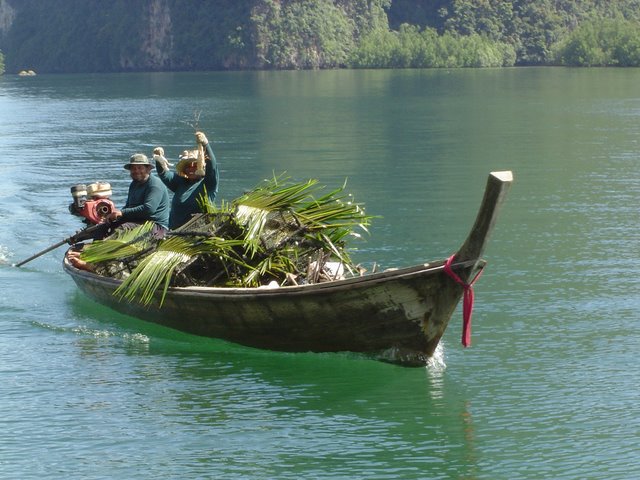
69 182 116 225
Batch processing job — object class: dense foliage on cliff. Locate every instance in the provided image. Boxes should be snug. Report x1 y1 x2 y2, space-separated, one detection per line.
1 0 640 73
552 17 640 67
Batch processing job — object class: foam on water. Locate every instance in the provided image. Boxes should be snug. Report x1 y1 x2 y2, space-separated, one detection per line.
0 244 10 264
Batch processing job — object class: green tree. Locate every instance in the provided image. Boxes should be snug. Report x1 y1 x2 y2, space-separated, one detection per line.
349 23 515 69
553 17 640 66
348 28 397 68
250 0 360 69
612 21 640 66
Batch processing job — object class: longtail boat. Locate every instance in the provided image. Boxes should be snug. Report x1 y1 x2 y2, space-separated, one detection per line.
63 171 513 366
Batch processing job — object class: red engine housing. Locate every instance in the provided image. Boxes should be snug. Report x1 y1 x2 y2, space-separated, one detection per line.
70 182 115 225
69 198 116 225
75 198 115 224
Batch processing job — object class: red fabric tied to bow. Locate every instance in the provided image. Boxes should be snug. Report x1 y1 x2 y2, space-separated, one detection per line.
444 254 484 347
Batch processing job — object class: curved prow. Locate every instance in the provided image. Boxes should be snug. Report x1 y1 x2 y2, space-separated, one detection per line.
455 171 513 268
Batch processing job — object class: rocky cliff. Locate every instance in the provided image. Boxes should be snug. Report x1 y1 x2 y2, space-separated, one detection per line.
0 0 387 73
0 0 16 37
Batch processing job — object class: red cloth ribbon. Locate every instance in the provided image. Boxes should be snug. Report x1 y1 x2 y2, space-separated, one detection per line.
444 254 484 347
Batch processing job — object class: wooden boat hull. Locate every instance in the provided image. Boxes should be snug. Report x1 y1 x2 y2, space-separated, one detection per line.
64 171 513 366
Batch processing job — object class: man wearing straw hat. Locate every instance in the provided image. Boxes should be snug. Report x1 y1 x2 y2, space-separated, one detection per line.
153 130 219 229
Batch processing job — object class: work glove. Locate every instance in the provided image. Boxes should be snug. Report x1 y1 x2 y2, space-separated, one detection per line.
195 131 209 146
153 147 173 173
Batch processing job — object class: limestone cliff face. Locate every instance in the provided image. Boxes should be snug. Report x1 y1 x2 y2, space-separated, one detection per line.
0 0 386 73
135 0 173 70
0 0 183 72
116 0 173 70
0 0 16 38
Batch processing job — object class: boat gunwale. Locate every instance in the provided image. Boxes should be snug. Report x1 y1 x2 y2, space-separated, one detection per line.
63 256 480 297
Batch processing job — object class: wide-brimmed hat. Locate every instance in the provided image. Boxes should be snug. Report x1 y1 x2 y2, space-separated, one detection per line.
175 149 202 177
124 153 153 170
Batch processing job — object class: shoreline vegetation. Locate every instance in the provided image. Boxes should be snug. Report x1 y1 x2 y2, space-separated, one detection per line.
1 1 640 75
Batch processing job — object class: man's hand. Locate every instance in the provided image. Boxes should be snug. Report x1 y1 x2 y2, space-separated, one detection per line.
153 146 173 172
107 209 123 222
195 131 209 146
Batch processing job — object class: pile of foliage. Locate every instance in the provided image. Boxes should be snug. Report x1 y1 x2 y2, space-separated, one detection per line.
78 174 372 306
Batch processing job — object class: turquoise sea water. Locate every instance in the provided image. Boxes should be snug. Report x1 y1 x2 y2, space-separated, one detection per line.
0 68 639 479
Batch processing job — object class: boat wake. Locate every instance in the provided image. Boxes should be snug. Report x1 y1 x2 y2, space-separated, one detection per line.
31 320 151 346
426 342 446 372
0 245 10 265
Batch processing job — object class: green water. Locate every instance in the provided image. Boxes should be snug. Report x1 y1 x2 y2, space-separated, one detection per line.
0 68 638 479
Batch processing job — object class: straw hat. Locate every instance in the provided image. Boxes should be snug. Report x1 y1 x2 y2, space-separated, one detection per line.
124 153 153 170
175 149 201 177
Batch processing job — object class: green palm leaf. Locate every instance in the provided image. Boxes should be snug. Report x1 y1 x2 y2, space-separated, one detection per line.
79 222 155 263
114 233 246 306
115 248 190 306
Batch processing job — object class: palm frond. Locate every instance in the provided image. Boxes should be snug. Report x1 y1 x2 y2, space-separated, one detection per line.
234 174 318 211
115 248 191 306
80 222 155 263
114 233 245 305
234 204 270 257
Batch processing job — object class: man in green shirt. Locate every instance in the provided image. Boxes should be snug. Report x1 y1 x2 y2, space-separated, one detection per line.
67 153 170 270
153 131 219 229
107 153 170 238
